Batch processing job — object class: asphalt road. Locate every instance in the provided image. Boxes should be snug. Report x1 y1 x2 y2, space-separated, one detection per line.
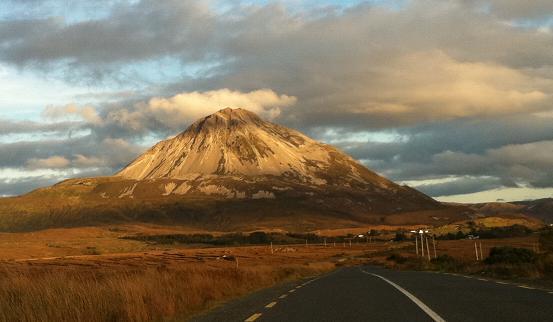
193 266 553 322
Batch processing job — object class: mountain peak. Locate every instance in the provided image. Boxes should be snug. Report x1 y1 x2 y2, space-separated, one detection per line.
116 108 394 192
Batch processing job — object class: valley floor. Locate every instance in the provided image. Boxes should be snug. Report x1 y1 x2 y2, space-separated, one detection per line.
0 223 547 321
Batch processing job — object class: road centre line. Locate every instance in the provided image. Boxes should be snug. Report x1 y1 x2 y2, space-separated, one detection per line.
265 302 277 308
244 313 262 321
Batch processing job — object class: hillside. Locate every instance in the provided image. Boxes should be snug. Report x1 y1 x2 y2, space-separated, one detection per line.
0 108 459 232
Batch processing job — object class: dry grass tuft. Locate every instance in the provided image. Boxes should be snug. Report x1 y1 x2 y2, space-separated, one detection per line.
0 262 333 322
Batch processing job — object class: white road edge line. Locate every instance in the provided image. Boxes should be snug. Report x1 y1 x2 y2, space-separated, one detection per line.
279 294 287 299
360 269 446 322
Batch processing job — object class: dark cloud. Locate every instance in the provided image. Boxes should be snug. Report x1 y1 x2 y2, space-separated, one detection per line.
0 136 142 170
0 119 78 135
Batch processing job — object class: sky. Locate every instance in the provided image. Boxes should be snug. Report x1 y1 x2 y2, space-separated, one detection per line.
0 0 552 202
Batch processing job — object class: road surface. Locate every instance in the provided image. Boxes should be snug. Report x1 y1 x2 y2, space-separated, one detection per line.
194 266 553 322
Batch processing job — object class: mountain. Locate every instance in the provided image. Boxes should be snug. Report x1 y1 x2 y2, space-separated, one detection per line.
469 198 553 224
0 108 456 232
117 107 402 191
512 198 553 223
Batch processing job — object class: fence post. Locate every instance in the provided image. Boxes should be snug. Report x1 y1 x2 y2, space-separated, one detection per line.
270 242 273 254
415 235 419 257
474 241 479 261
479 241 483 260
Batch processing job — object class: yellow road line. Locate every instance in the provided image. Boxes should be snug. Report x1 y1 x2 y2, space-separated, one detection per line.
245 313 262 322
296 285 302 289
265 301 277 308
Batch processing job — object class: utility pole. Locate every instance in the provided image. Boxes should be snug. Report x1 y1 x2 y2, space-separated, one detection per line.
426 236 431 261
432 235 437 259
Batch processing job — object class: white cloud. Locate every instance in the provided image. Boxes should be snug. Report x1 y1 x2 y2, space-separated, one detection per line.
144 88 297 127
26 156 70 169
43 103 103 125
96 88 298 133
339 50 549 123
436 186 553 203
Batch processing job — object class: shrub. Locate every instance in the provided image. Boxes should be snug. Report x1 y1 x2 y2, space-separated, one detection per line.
539 228 553 252
387 253 407 264
431 254 464 271
247 231 269 244
484 247 537 265
393 232 406 242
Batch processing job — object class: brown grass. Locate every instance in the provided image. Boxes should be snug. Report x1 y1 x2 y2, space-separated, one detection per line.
0 241 375 322
0 259 333 322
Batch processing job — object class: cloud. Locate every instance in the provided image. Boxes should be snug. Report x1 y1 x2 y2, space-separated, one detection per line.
26 156 70 169
336 50 548 124
0 119 77 135
72 154 104 167
144 88 296 127
43 103 102 125
0 136 142 171
464 0 553 19
69 88 296 136
410 176 508 197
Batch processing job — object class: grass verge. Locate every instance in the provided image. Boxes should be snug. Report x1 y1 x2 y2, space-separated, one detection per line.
0 261 334 322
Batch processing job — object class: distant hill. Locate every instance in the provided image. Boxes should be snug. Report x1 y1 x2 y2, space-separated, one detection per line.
0 108 461 232
467 198 553 224
512 198 553 223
